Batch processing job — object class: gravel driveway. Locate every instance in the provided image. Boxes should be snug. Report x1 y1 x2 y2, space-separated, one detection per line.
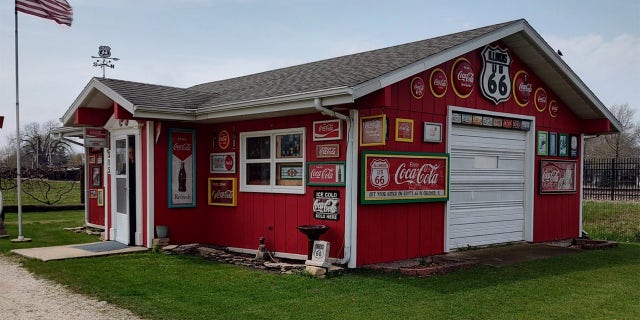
0 255 141 319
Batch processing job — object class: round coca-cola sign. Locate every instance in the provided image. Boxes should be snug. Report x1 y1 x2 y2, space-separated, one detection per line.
410 76 425 99
218 130 230 150
513 70 532 107
534 87 548 112
224 155 234 171
548 100 559 118
429 68 447 98
450 57 474 98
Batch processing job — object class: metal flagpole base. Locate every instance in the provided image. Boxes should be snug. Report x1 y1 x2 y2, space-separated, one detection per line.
11 236 31 243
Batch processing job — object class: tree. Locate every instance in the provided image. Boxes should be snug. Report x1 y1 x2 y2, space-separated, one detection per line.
2 120 72 169
584 104 640 159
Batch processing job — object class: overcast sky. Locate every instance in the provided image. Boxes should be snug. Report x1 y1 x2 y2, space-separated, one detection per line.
0 0 638 147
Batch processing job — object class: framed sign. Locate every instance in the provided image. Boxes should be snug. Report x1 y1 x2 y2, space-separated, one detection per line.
423 122 442 143
84 128 108 148
540 160 577 193
217 130 231 150
360 114 386 146
558 133 568 157
210 152 236 174
307 162 345 186
316 144 340 158
89 189 97 198
410 76 425 99
97 189 104 206
91 166 101 187
549 132 558 156
208 178 237 206
361 151 449 204
570 135 579 158
313 190 340 221
313 119 342 141
168 128 196 208
395 118 414 142
537 131 548 156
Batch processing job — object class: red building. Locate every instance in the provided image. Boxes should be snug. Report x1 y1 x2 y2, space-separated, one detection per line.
59 19 620 268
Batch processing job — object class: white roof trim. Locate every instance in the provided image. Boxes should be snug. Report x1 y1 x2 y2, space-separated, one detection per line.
61 78 135 126
352 22 526 100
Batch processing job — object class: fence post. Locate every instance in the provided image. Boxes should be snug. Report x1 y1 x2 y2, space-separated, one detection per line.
610 158 617 201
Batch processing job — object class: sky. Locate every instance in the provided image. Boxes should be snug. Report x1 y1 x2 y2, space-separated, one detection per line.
0 0 639 147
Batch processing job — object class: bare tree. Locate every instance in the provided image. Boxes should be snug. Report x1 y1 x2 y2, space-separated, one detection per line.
585 104 640 159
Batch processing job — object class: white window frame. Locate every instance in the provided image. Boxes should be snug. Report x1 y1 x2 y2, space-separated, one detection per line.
240 127 306 194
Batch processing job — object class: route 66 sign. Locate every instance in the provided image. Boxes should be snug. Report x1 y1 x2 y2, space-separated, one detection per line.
98 45 111 58
370 159 390 189
480 45 512 104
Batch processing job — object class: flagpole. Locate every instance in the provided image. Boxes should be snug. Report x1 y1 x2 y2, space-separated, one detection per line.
12 7 30 243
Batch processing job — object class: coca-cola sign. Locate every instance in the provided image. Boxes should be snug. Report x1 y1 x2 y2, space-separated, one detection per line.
534 87 548 112
208 178 237 206
210 152 236 174
548 99 559 118
410 76 425 99
513 70 532 107
307 162 345 186
217 130 230 150
540 160 577 193
313 119 342 141
451 57 474 98
83 128 108 148
429 68 447 98
362 151 449 204
169 128 196 208
316 144 340 158
313 190 340 221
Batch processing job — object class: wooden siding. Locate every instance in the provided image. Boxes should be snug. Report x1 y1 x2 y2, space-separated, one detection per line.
354 41 583 265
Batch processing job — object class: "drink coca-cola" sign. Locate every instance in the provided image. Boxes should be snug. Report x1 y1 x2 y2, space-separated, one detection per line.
307 162 345 186
208 178 237 206
362 151 449 204
540 160 576 193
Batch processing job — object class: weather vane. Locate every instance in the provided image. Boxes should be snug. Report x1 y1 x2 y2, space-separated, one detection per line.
92 45 119 78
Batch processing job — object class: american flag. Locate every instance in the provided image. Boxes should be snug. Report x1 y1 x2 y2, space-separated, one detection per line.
15 0 73 26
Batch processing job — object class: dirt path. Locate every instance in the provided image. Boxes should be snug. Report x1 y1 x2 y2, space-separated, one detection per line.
0 255 141 320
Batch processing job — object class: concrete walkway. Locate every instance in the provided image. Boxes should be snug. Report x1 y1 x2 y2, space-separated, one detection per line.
11 241 148 262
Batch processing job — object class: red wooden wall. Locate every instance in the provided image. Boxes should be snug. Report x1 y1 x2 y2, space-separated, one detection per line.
153 115 348 259
85 147 105 226
354 42 584 265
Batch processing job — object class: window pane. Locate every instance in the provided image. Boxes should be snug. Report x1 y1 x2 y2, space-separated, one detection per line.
276 133 302 158
246 163 270 185
116 139 126 175
276 162 303 186
246 136 270 159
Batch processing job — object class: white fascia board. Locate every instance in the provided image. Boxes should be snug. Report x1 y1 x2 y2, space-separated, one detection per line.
133 106 196 121
194 87 354 120
519 23 623 132
61 78 135 125
353 22 526 99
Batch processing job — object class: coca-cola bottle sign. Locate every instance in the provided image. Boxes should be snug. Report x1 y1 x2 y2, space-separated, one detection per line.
307 162 345 186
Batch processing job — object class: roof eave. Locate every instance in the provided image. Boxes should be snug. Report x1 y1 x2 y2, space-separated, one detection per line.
60 78 135 126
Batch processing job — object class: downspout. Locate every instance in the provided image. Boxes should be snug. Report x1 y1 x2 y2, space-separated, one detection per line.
313 98 354 266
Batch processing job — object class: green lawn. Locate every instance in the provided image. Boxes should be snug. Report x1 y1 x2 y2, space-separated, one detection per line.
2 209 639 319
2 180 82 206
582 200 640 242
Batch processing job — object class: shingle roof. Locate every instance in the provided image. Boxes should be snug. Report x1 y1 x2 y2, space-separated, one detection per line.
95 78 215 110
189 20 516 108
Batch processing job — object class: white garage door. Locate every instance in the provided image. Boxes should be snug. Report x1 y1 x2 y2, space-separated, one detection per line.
448 125 527 250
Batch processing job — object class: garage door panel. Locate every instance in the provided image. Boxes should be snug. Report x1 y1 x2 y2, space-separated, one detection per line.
450 220 524 237
450 188 524 202
448 124 527 250
449 232 525 249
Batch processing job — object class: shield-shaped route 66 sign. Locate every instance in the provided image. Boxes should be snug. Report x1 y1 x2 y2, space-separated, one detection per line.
370 159 390 189
480 45 512 104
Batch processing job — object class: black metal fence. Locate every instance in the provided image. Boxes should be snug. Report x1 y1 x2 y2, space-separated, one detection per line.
584 158 640 201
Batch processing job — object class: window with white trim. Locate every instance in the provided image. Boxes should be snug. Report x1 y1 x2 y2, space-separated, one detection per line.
240 127 305 194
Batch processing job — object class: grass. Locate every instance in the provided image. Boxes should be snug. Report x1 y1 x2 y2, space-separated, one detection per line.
582 200 640 242
1 208 639 319
0 211 97 252
2 180 82 206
